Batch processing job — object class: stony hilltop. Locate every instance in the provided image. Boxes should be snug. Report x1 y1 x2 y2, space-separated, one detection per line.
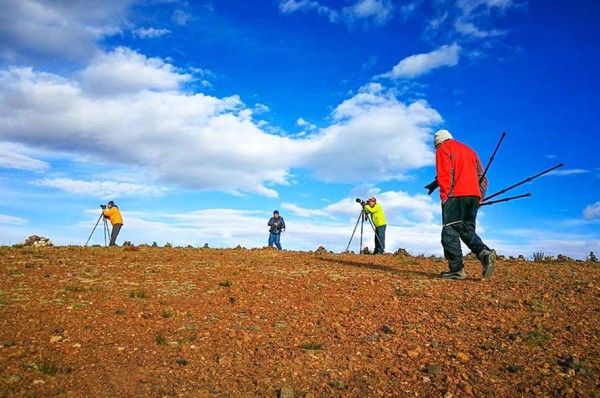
0 246 598 397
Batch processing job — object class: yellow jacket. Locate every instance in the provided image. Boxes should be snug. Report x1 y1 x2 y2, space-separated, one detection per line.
363 203 386 227
103 206 123 225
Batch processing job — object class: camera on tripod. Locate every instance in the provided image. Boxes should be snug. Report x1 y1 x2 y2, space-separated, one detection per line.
100 204 107 209
355 198 367 206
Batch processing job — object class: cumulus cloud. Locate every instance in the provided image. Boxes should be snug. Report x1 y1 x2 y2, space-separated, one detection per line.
380 44 461 79
0 51 442 197
80 47 192 95
299 83 441 182
583 202 600 220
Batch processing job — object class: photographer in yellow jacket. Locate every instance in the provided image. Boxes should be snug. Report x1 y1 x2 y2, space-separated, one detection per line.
362 197 386 254
101 201 124 246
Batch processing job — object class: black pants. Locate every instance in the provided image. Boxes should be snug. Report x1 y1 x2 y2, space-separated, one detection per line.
374 225 386 254
109 223 122 246
441 197 488 272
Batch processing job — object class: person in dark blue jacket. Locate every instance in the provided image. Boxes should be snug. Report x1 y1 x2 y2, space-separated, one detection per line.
267 210 286 250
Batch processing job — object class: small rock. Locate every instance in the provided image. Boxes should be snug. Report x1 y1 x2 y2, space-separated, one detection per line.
115 309 125 315
408 350 420 359
279 385 295 398
6 374 21 383
382 325 395 334
463 383 474 396
560 356 579 370
426 363 442 375
507 365 523 373
49 335 62 343
456 352 470 363
3 341 15 347
176 358 187 366
329 380 346 389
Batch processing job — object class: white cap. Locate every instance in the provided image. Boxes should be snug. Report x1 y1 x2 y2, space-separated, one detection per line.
434 129 453 147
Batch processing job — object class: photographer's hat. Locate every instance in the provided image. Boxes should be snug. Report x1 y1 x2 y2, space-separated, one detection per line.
108 201 114 206
434 129 453 148
273 210 279 214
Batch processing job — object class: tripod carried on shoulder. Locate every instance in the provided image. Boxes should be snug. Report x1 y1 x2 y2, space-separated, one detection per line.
85 211 110 247
345 199 385 253
425 131 564 206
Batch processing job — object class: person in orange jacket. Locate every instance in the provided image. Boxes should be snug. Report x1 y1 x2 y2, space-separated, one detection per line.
102 201 123 246
434 129 496 280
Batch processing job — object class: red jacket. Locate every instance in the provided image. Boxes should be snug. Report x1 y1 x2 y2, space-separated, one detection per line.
435 139 488 202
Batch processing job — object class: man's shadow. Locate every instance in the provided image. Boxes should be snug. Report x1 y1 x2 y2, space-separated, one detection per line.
318 257 440 280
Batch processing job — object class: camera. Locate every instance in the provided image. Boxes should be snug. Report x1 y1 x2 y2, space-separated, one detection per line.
100 204 107 209
355 198 366 205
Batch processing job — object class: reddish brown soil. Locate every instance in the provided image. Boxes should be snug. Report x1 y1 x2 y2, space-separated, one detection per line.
0 246 598 397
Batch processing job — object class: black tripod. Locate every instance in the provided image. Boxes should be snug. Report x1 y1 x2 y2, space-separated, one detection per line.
425 131 564 206
85 212 110 247
345 204 384 253
477 132 563 206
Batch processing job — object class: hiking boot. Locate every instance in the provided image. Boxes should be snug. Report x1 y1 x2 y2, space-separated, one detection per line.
480 249 497 278
440 269 466 280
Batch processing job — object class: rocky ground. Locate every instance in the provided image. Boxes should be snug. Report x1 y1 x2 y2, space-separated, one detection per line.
0 246 598 397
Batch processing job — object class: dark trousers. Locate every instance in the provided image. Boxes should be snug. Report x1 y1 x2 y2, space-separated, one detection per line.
109 223 122 246
441 197 488 272
374 225 386 254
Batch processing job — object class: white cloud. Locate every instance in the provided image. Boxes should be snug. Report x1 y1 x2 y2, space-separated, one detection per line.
0 144 49 171
80 47 192 95
547 169 588 176
583 202 600 220
134 27 171 39
299 83 441 182
453 0 516 38
381 44 461 79
0 58 443 197
280 0 395 25
279 0 339 23
0 0 132 63
325 189 439 225
0 214 27 225
297 117 316 131
454 21 504 38
32 178 169 198
342 0 394 25
172 9 195 26
280 203 333 218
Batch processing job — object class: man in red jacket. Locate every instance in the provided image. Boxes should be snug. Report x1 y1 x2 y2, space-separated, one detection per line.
434 129 496 280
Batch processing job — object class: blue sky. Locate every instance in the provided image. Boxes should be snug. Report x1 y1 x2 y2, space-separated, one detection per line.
0 0 598 259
